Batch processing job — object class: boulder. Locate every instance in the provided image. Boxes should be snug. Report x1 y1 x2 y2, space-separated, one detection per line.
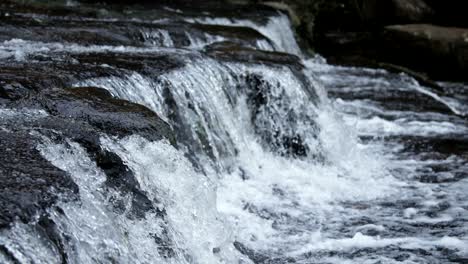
383 24 468 80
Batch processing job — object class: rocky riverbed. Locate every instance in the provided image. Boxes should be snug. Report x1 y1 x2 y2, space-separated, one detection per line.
0 1 467 263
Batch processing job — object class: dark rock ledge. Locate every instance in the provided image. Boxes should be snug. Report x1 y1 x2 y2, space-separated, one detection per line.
0 85 176 225
0 83 178 261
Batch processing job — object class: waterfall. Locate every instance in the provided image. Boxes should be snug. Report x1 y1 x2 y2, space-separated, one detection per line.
1 3 467 264
186 13 301 56
71 15 396 262
140 29 175 47
75 58 325 169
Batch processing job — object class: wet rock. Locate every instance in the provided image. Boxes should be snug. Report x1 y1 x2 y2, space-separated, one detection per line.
233 241 295 264
0 0 101 19
0 16 179 48
34 87 175 143
243 73 310 157
255 1 323 53
30 87 175 219
377 63 445 92
95 148 157 219
0 81 30 100
0 85 177 228
311 0 381 67
0 9 275 49
205 41 303 68
0 244 18 263
395 135 468 158
352 0 433 24
151 229 177 258
0 52 185 100
192 23 274 48
36 215 70 263
204 42 319 103
0 130 78 228
0 64 71 96
309 0 468 81
0 13 184 248
233 241 269 263
383 24 468 80
72 53 185 79
0 117 153 228
329 86 455 114
0 17 136 46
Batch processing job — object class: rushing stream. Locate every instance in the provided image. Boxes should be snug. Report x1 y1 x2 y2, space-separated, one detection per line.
0 2 467 263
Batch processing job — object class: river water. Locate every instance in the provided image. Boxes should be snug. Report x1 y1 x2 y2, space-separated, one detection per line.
0 2 467 263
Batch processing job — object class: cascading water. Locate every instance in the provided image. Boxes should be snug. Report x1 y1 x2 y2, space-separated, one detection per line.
0 2 467 264
186 13 301 56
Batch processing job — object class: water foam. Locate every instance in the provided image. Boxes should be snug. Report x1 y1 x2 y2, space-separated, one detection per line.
34 136 247 264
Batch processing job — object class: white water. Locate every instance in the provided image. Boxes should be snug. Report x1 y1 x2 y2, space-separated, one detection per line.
0 38 189 61
74 48 402 262
73 15 468 262
76 58 325 169
32 136 245 264
1 10 467 264
140 29 175 47
307 58 468 262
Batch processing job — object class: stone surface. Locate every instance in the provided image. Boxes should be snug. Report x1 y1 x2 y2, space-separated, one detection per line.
0 84 176 228
383 24 468 80
0 129 78 228
204 41 303 68
308 0 468 81
35 87 175 143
